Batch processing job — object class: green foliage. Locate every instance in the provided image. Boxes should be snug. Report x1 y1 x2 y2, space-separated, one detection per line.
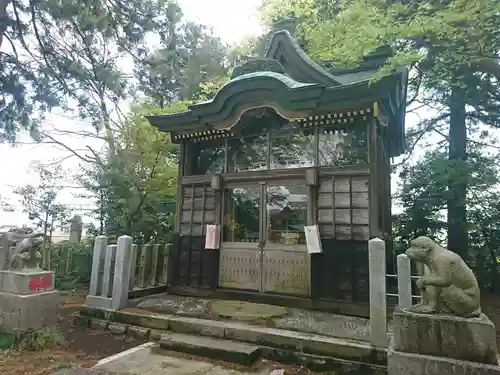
0 195 14 212
393 141 500 290
134 10 229 108
46 242 93 289
1 0 184 141
77 101 181 242
13 165 71 240
258 0 500 259
0 328 62 351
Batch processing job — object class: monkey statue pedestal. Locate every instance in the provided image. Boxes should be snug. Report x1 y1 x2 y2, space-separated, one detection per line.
0 228 59 332
388 236 500 375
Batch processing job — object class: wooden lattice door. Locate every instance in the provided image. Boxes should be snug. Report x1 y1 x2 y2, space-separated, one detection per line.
173 183 219 289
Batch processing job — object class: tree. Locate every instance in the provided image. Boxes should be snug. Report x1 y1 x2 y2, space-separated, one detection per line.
135 16 229 108
0 195 14 212
77 101 183 242
392 140 500 290
13 164 71 242
0 0 180 142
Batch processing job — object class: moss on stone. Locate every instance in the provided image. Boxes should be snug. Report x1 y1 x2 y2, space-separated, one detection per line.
211 300 288 320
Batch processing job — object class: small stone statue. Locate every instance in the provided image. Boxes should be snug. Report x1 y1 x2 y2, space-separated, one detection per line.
8 228 45 270
404 236 481 318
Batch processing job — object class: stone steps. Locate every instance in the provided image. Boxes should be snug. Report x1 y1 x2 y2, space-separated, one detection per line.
75 307 388 373
156 332 261 365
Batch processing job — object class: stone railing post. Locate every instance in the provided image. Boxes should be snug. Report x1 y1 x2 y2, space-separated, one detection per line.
128 244 138 291
369 237 387 347
111 235 133 310
396 254 412 309
150 244 160 286
102 245 117 298
88 236 107 296
137 244 150 288
162 243 171 284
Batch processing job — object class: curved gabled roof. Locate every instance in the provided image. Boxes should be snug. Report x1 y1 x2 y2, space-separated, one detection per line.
264 30 342 87
146 29 408 157
147 71 325 132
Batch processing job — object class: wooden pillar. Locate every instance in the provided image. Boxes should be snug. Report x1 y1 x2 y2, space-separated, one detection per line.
174 142 186 233
305 167 318 298
368 103 381 239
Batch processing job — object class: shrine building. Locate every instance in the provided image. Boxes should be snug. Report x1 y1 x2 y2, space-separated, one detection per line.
147 29 407 316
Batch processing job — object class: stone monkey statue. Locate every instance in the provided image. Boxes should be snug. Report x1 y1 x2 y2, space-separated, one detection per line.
8 229 45 270
405 236 481 318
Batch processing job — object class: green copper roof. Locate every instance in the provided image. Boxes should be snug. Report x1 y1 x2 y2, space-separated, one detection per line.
231 71 318 89
146 30 408 157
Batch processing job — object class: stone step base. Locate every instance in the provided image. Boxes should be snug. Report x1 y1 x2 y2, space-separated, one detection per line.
75 308 388 373
388 349 500 375
77 306 386 364
156 332 261 365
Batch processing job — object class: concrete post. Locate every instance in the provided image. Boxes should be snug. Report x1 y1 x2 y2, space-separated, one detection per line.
111 235 133 310
102 245 117 298
128 244 138 291
397 254 412 309
89 236 107 296
162 243 171 284
369 237 387 347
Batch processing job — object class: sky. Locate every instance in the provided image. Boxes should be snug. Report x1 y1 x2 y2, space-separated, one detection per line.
0 0 264 227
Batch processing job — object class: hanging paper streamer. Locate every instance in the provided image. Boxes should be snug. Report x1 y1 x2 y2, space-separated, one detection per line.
205 224 221 250
304 225 322 254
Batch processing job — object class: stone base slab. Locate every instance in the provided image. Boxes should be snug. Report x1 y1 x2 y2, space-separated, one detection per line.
0 270 55 295
0 290 59 331
393 307 498 364
388 348 500 375
85 295 113 310
77 306 386 363
74 316 387 374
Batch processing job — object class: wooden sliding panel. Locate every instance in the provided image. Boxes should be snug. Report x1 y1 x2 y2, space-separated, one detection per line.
317 175 370 241
177 184 218 289
312 174 370 303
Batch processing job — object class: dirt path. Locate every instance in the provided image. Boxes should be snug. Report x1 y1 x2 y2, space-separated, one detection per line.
0 291 320 375
0 291 148 375
4 289 500 375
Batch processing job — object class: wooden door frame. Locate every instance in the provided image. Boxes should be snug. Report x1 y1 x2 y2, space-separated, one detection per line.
219 176 309 293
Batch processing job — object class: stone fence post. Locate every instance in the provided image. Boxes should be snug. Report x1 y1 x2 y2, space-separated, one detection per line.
86 235 132 310
396 254 412 309
88 236 107 297
368 237 387 347
111 235 133 310
128 244 138 291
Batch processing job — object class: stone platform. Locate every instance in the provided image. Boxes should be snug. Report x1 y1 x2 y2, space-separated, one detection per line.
388 348 500 375
0 269 59 331
392 308 498 365
134 294 371 342
389 308 500 375
74 304 387 374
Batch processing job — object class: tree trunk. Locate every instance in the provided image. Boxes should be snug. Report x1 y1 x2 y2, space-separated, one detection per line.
447 85 468 259
43 211 50 244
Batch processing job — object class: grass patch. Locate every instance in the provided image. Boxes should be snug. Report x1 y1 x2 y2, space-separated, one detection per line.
0 327 63 351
